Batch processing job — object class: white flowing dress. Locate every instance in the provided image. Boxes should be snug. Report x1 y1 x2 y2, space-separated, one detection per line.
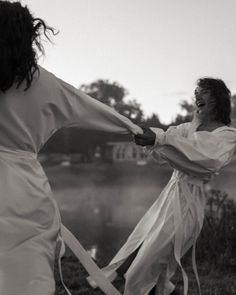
0 66 142 295
98 121 236 295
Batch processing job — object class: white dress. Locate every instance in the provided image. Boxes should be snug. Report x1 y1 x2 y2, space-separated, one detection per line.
0 66 142 295
98 121 236 295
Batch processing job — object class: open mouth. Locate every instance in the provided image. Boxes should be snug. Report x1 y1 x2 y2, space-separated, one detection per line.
196 101 205 108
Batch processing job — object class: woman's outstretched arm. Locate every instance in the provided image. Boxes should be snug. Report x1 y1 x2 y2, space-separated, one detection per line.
43 67 142 135
135 124 236 177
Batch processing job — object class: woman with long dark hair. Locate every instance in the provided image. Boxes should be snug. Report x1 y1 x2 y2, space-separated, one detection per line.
88 78 236 295
0 2 142 295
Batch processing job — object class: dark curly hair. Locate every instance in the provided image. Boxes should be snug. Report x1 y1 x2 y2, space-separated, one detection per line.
197 77 231 125
0 1 57 92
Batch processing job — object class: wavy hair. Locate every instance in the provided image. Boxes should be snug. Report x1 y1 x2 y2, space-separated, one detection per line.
0 1 57 92
197 77 231 125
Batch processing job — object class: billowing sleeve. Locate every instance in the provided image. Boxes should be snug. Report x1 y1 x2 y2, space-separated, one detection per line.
47 72 142 135
147 124 236 177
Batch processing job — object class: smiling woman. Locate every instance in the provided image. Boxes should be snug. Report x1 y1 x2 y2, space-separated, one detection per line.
87 78 236 295
194 78 231 132
194 78 231 129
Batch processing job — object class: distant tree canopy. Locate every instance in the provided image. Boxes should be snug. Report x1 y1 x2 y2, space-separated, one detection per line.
80 80 144 124
144 113 167 130
42 79 146 156
171 100 195 125
80 79 167 129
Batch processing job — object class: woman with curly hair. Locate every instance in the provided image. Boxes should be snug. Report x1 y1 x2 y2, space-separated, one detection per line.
88 78 236 295
0 1 142 295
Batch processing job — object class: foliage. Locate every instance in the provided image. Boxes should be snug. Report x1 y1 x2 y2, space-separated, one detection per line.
171 99 195 125
196 189 236 268
80 79 144 123
144 113 167 130
80 80 126 107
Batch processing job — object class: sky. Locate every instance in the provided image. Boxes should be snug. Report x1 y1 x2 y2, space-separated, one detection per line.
21 0 236 124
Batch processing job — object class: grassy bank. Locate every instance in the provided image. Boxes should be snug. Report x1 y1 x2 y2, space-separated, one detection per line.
54 247 236 295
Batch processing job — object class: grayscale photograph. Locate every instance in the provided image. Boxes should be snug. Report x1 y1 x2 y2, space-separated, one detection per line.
0 0 236 294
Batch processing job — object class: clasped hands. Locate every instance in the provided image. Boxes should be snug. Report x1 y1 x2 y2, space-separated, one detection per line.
134 126 156 146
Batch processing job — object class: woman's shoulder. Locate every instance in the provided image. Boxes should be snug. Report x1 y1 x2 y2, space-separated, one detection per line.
37 66 57 82
213 125 236 143
36 66 74 94
37 65 82 94
213 125 236 133
176 122 192 137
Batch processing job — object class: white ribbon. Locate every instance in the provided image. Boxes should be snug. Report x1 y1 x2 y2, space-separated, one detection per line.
173 182 189 295
172 174 203 295
61 225 121 295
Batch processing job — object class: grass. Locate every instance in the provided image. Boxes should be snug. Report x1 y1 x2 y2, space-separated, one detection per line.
54 246 236 295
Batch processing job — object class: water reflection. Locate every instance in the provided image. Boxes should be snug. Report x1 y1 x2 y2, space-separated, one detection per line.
45 163 171 261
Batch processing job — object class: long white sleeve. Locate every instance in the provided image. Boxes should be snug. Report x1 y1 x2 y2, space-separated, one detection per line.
148 124 236 177
48 72 142 135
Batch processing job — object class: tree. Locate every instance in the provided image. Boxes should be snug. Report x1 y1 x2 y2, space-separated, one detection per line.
80 79 144 123
115 99 144 124
42 79 144 157
80 80 125 107
172 100 195 125
78 79 146 159
143 113 166 130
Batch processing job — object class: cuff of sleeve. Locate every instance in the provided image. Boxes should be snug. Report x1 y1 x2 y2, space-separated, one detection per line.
150 127 166 146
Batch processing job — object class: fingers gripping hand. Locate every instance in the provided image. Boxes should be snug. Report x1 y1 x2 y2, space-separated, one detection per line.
134 126 156 146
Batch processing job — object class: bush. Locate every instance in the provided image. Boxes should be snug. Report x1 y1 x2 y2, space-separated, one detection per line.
196 189 236 270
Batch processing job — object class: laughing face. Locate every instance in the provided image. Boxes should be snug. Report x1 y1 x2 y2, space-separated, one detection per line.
194 86 216 118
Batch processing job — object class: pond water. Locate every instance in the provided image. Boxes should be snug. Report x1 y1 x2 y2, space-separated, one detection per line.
45 162 171 261
44 160 236 262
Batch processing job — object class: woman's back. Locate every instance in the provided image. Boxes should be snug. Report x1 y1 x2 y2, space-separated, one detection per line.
0 67 61 152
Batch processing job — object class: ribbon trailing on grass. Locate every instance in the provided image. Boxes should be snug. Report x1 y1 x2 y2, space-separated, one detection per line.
61 224 121 295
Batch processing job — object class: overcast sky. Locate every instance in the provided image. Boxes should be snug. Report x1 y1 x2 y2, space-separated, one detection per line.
21 0 236 124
